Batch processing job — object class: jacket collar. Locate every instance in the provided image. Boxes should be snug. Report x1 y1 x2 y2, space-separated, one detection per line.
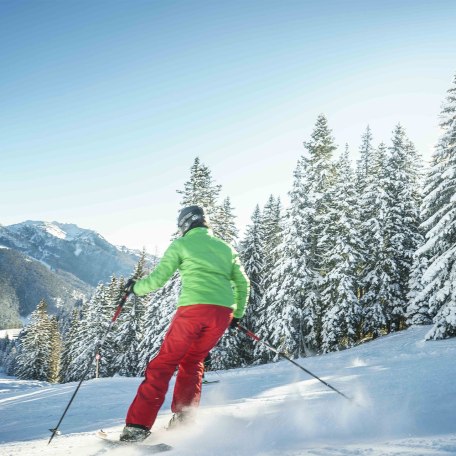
184 227 210 237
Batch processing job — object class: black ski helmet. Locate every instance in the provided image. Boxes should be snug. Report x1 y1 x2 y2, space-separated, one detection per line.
177 205 207 235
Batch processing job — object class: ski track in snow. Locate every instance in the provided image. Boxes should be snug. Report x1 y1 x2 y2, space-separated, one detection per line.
1 325 456 455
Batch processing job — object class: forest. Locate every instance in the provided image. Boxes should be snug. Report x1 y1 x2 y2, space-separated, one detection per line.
1 73 455 383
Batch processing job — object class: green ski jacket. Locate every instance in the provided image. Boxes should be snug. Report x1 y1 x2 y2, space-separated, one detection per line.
133 227 250 318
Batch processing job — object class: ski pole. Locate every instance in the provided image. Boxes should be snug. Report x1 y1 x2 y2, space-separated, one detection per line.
48 289 131 445
236 324 352 402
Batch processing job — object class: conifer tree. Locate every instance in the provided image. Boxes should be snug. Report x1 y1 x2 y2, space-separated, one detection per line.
261 196 283 277
3 337 18 376
48 316 61 383
60 308 81 383
414 73 456 340
65 284 107 381
253 196 283 363
97 277 123 377
177 157 222 230
406 253 432 325
15 300 54 381
217 197 239 245
115 251 149 376
116 295 144 376
321 148 363 352
356 126 375 194
358 142 389 338
138 277 180 374
235 205 265 365
265 115 337 356
141 157 225 372
356 127 375 306
177 158 239 368
0 335 17 373
384 125 423 331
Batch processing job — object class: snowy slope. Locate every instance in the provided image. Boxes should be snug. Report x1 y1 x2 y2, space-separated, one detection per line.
1 325 456 455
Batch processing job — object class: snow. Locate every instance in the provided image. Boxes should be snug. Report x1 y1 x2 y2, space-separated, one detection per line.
43 222 68 240
0 329 21 340
1 325 456 455
7 220 95 243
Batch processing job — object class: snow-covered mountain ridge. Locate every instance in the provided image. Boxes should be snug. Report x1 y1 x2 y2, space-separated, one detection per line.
0 325 455 455
0 220 147 287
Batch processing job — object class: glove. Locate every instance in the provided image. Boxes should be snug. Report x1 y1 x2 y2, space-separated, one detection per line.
124 278 136 295
230 317 241 329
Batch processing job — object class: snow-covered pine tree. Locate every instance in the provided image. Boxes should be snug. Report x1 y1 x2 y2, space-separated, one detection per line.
384 125 423 332
356 126 375 194
253 195 283 363
415 74 456 340
358 142 389 338
260 196 283 282
48 316 61 383
177 157 222 230
406 253 431 325
356 127 375 305
15 299 54 381
115 250 149 376
115 294 143 376
235 205 265 365
65 284 107 381
139 157 240 371
263 158 312 357
137 276 180 374
60 308 81 383
265 115 337 356
320 147 363 352
95 277 124 377
0 335 15 372
360 126 423 337
65 277 128 380
0 335 8 366
217 197 239 245
2 336 18 376
175 157 241 369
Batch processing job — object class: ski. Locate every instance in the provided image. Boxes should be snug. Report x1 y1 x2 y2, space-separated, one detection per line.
96 430 173 453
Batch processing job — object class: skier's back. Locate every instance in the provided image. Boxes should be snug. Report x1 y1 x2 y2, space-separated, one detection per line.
120 205 250 442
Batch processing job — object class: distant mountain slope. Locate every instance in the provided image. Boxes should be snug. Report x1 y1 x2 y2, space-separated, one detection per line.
0 248 92 324
0 221 155 328
0 221 144 286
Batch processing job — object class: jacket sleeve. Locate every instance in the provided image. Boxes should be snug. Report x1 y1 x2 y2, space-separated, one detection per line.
133 241 181 296
231 252 250 318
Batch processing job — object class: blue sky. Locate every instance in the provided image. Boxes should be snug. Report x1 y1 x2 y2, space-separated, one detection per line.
1 0 456 254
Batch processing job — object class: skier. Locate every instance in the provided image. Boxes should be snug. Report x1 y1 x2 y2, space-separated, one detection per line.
119 206 250 442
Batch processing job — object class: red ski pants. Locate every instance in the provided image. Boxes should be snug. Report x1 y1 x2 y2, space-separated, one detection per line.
125 304 232 430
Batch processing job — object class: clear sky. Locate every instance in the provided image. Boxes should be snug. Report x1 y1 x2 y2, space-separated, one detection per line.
1 0 456 254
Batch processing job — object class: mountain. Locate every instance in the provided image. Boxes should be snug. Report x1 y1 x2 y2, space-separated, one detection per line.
0 247 92 326
0 326 455 454
0 221 145 287
0 221 153 327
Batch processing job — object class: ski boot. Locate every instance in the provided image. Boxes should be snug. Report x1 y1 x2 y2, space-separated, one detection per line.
119 424 151 442
167 411 194 430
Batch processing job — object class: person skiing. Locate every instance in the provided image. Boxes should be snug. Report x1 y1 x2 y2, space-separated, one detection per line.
119 205 250 442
